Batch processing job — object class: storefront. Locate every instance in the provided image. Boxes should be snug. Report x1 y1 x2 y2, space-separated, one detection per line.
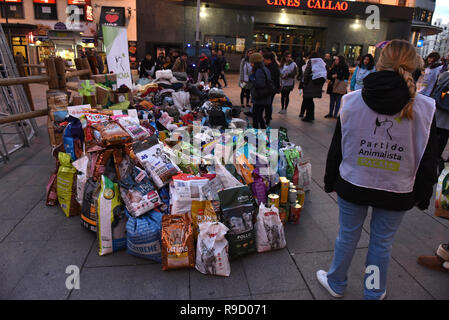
137 0 414 68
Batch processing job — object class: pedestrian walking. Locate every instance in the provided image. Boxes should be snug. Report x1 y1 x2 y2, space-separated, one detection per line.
325 56 350 118
279 51 298 114
249 53 273 129
172 52 188 73
239 49 253 109
320 39 438 300
209 49 222 88
218 49 228 88
298 52 327 122
197 52 210 84
418 52 443 96
350 54 376 91
139 52 156 79
263 52 280 126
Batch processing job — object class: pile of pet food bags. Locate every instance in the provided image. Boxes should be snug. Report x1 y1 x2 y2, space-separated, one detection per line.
45 69 312 277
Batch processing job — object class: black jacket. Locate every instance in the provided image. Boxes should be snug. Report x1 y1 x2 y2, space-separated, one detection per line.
327 64 350 95
324 71 439 211
199 56 210 73
139 58 155 78
266 61 281 92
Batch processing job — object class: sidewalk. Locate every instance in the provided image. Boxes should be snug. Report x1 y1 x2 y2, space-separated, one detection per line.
0 74 448 300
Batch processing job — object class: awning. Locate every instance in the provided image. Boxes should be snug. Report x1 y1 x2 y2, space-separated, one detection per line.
412 22 443 37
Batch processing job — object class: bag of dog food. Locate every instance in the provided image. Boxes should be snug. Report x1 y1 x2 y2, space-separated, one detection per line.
97 175 127 255
134 138 180 188
80 177 100 232
235 154 254 185
435 165 449 220
195 222 231 277
92 121 132 147
255 203 286 253
119 165 162 217
57 152 81 217
115 115 150 141
191 200 219 239
126 209 163 262
161 213 195 271
218 186 256 260
72 155 89 205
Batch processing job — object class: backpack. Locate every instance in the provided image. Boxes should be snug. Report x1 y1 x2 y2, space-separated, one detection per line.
431 72 449 112
208 108 227 127
252 67 276 100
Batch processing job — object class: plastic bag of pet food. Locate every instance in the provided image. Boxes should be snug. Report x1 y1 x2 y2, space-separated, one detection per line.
126 209 163 262
251 168 268 205
435 164 449 220
255 203 286 253
214 161 243 190
195 222 231 277
162 213 195 271
119 165 162 217
81 177 100 232
57 152 81 217
134 137 180 189
92 121 132 147
115 115 150 141
294 161 312 192
235 154 254 185
191 200 219 239
46 168 58 206
97 175 127 256
171 174 211 202
72 155 89 205
218 186 256 260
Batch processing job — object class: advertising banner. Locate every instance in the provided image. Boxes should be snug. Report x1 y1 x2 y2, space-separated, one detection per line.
103 25 132 89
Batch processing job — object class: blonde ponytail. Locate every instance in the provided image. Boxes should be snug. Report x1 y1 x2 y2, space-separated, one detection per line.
376 40 420 120
398 66 416 120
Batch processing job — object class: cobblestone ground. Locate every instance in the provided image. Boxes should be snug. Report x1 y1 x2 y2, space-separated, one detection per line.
0 75 448 300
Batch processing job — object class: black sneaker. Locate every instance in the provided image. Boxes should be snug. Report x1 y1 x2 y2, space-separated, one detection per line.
302 118 313 122
244 111 253 117
324 114 332 118
299 114 304 118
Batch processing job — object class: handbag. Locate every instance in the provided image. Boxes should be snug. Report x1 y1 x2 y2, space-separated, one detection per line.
332 79 348 95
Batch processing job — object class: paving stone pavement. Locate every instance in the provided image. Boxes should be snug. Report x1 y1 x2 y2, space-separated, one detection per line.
0 74 448 300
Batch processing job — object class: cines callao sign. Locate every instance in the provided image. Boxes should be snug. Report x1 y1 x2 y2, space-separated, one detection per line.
266 0 349 11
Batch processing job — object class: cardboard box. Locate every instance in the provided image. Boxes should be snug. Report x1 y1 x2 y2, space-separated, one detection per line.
96 84 114 107
78 80 97 108
91 73 117 84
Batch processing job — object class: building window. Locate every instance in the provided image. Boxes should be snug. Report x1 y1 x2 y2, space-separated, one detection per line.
34 1 57 20
0 2 25 19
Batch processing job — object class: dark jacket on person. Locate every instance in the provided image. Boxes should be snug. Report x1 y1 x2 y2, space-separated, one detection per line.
302 60 325 99
327 63 350 95
139 57 155 78
266 61 281 93
210 55 222 75
199 56 210 73
95 53 104 74
250 65 273 105
324 70 439 211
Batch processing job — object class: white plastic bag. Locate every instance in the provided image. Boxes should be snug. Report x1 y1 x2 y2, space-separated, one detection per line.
296 161 312 191
195 222 231 277
255 203 286 253
72 155 89 205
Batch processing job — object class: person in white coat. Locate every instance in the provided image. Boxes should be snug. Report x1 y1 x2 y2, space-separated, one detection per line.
418 52 443 96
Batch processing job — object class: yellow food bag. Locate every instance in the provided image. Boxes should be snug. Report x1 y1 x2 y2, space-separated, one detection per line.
57 152 81 217
191 200 219 239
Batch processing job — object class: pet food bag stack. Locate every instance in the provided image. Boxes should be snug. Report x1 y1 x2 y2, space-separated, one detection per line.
43 72 312 278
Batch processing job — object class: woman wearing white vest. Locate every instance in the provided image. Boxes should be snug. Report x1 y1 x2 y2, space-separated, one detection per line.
319 40 439 300
418 52 443 97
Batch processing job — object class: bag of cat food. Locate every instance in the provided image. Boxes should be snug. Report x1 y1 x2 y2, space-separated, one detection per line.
295 161 312 191
191 200 219 239
134 137 180 189
126 209 163 262
218 186 256 260
97 175 127 255
119 165 162 217
57 152 81 217
91 121 132 147
72 155 89 205
161 213 195 271
115 115 150 141
81 177 100 232
255 203 286 253
435 165 449 220
195 222 231 277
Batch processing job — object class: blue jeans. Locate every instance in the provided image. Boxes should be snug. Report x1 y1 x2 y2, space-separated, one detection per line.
329 94 342 117
327 196 406 300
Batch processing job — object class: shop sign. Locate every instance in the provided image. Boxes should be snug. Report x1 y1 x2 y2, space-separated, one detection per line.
103 25 132 89
33 0 56 3
266 0 349 11
100 6 125 27
1 0 23 2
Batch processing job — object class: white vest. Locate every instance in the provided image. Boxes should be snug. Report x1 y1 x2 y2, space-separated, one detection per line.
339 91 435 193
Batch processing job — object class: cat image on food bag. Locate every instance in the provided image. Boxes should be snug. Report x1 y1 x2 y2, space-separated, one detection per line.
195 222 231 277
255 203 286 253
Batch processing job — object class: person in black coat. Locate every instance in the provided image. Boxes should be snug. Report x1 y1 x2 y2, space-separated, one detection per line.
325 56 350 118
263 52 280 126
139 53 155 78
